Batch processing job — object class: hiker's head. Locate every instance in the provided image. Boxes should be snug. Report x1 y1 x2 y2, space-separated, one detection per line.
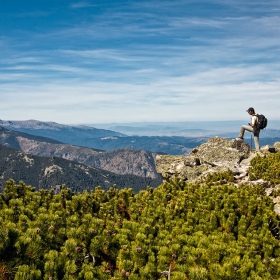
246 107 255 114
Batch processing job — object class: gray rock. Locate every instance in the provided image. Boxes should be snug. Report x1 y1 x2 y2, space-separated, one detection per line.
156 137 252 183
260 145 277 153
273 142 280 152
274 203 280 216
264 184 280 215
265 184 280 196
249 179 271 188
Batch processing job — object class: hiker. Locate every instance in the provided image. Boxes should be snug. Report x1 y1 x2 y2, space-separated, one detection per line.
236 107 260 151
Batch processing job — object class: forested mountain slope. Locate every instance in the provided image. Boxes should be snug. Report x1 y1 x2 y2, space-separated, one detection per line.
0 126 160 178
19 139 159 179
0 145 162 193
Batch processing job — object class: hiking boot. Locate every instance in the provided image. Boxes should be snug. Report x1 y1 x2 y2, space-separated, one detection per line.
235 137 244 141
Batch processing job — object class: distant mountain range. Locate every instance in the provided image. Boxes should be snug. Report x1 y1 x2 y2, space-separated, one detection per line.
0 144 162 193
79 135 209 154
0 119 210 155
91 120 280 137
0 119 125 145
1 119 279 155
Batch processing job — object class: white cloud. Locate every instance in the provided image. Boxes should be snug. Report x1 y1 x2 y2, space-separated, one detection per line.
1 63 279 123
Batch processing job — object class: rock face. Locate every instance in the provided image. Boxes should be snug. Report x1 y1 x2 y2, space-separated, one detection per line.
156 137 252 183
18 138 160 179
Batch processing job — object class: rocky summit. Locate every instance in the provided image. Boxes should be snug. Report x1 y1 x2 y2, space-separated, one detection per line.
156 136 280 214
156 136 253 183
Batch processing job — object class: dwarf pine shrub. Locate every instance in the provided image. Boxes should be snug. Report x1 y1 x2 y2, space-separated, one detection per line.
204 169 235 185
249 152 280 184
0 176 280 279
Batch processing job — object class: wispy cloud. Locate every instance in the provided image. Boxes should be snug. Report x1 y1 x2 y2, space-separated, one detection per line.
70 2 99 9
1 63 279 123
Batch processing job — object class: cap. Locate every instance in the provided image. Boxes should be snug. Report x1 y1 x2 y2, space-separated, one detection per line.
246 107 254 112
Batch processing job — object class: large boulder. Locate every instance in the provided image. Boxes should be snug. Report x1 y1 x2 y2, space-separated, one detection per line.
273 142 280 152
260 142 280 153
156 137 252 183
188 136 251 165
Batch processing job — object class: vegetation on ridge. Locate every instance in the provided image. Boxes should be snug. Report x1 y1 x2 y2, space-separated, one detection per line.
249 153 280 185
1 152 280 279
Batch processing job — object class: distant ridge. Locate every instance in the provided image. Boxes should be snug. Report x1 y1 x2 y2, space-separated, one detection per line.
0 126 63 150
0 119 126 145
0 119 210 154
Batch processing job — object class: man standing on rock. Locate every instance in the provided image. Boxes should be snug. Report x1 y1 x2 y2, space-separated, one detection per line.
236 107 260 151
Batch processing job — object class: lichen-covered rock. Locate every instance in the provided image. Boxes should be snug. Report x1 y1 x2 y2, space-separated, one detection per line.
249 179 272 188
265 184 280 215
156 137 252 183
155 155 186 180
260 145 277 153
188 137 251 166
274 142 280 152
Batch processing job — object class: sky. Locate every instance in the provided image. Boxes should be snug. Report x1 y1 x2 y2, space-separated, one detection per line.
0 0 280 124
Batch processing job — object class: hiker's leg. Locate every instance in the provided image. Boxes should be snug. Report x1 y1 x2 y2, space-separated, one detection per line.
239 125 253 138
253 132 260 151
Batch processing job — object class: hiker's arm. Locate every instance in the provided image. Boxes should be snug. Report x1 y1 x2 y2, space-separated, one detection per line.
250 116 257 127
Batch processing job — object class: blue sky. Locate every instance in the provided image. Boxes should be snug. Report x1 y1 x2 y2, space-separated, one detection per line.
0 0 280 124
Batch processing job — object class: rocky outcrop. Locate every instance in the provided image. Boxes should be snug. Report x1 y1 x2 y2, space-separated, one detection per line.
260 143 280 153
156 137 252 183
156 137 280 214
274 142 280 151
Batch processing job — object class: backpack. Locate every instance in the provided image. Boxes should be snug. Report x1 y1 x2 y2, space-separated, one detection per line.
256 114 267 129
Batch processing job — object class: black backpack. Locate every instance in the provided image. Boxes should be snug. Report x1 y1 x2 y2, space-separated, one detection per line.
256 114 267 129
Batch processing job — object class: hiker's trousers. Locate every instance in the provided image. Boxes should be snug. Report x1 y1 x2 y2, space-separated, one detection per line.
239 125 260 151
